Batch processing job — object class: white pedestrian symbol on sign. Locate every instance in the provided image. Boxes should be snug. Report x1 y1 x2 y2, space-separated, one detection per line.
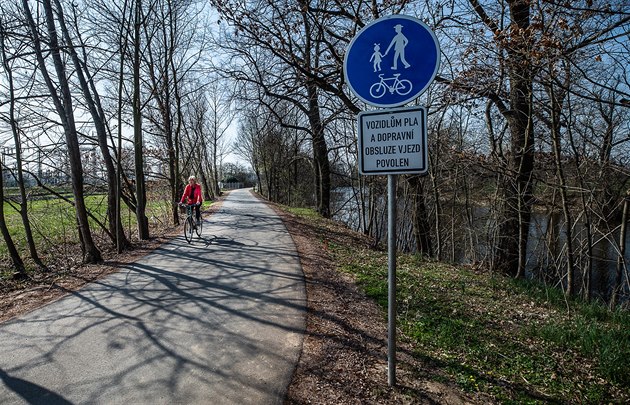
385 24 411 70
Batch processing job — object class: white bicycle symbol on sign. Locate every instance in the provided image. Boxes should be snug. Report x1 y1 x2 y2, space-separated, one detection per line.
369 74 413 98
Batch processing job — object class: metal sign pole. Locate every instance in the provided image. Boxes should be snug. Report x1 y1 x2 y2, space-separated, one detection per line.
344 13 439 388
387 174 397 386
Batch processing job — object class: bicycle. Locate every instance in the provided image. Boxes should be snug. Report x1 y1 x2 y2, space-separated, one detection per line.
180 202 203 243
369 73 413 98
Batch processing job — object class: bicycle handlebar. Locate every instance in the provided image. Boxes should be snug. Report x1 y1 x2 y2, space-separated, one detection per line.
179 202 201 207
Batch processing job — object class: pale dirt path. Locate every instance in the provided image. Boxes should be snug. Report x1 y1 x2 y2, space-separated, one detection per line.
0 188 305 405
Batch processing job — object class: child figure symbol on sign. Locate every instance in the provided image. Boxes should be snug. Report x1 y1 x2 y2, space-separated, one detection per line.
369 43 384 72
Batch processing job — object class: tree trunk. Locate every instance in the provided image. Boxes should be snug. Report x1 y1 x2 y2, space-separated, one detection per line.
159 1 178 226
213 134 221 197
116 0 132 252
610 192 629 309
406 175 433 257
133 0 149 240
168 0 186 222
549 84 575 295
543 66 577 296
305 81 331 218
493 0 534 277
0 165 27 278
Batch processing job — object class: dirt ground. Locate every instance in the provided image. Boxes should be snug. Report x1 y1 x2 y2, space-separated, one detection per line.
270 203 482 405
0 194 480 404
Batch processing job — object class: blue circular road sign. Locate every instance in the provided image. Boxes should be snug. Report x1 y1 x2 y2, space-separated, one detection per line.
344 15 440 108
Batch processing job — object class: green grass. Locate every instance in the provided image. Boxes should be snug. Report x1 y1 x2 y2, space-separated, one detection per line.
283 205 323 220
511 279 630 387
1 192 181 270
286 207 630 404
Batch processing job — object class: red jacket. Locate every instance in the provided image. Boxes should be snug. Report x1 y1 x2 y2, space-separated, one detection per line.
181 183 203 205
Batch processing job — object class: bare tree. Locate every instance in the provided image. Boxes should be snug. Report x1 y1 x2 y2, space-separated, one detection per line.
210 0 339 217
132 0 149 239
181 87 214 201
22 0 102 263
53 0 130 249
206 81 233 198
140 0 210 225
0 9 45 269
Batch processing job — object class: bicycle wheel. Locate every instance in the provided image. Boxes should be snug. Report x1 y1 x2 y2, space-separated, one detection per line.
195 216 203 237
369 82 387 98
184 216 194 243
395 79 413 96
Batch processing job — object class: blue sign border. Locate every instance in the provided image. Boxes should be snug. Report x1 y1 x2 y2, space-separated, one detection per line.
344 15 440 108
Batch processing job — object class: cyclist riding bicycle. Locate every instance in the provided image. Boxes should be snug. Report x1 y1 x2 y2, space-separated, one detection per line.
180 175 203 227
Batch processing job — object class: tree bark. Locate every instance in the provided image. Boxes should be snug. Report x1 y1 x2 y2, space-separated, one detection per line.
305 81 331 218
492 0 534 277
116 0 132 252
133 0 149 240
548 79 575 295
406 175 433 257
610 192 629 309
0 165 27 278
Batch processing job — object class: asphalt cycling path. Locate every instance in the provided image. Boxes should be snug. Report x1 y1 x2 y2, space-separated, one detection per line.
0 189 306 404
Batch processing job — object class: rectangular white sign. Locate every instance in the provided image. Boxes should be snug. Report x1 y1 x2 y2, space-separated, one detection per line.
357 106 428 175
